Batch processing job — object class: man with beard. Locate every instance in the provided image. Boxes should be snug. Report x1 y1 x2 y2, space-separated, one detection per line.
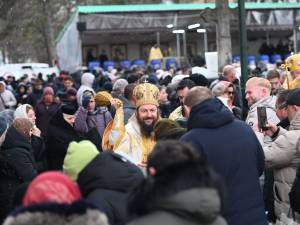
113 83 160 167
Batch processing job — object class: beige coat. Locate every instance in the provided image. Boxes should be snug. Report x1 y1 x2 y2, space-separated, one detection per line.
263 111 300 217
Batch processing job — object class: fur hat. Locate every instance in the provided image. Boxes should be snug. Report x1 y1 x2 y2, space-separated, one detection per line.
154 119 186 140
133 83 159 107
23 171 82 206
63 141 99 181
95 91 113 106
12 118 33 140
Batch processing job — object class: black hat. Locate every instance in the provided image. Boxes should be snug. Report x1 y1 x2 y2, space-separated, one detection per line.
61 104 77 115
286 88 300 106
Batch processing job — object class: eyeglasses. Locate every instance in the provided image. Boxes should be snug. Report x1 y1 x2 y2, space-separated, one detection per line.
226 91 234 96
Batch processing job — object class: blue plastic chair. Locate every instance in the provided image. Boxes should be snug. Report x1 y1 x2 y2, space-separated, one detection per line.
271 54 282 63
166 58 177 70
247 55 256 64
88 61 101 72
133 59 145 67
120 60 131 70
233 56 240 63
150 59 162 70
259 55 270 63
103 61 115 71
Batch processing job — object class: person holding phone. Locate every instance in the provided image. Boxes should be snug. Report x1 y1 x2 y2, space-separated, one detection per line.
245 77 280 132
257 88 300 220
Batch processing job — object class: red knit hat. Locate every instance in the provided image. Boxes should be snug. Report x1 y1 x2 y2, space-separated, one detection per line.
23 171 82 206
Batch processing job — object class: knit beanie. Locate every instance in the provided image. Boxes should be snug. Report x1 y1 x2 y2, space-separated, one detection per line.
63 141 99 181
95 91 113 106
12 118 33 140
43 86 54 96
154 119 186 140
23 171 82 206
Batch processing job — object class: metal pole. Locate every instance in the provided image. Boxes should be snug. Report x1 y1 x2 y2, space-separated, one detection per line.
183 32 187 60
176 33 181 66
156 32 160 47
238 0 248 93
204 31 208 53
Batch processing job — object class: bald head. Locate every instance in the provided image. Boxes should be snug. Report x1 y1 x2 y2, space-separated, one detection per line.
184 86 213 108
223 65 236 82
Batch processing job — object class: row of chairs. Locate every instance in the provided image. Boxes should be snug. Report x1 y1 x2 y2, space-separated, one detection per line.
88 58 178 72
233 54 291 64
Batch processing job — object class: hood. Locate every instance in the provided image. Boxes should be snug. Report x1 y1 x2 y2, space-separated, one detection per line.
14 104 31 120
4 200 109 225
77 152 144 196
81 73 95 87
159 188 221 223
188 98 234 130
49 110 74 130
290 110 300 130
249 95 277 113
0 81 6 89
128 161 223 223
2 126 32 151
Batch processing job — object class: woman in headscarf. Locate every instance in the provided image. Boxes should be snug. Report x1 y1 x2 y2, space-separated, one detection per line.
14 104 47 172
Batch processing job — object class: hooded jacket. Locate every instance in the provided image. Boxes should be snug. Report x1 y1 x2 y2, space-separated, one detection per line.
181 98 267 225
77 73 95 106
3 201 108 225
0 81 17 111
127 162 226 225
75 152 144 225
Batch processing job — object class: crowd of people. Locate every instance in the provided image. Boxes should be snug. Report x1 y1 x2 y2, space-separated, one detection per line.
1 53 300 225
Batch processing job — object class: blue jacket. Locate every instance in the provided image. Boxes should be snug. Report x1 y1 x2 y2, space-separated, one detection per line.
181 98 267 225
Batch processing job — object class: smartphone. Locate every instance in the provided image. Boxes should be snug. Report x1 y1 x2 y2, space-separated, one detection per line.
257 107 268 131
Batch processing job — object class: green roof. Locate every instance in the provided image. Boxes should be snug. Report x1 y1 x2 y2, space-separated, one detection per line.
77 2 300 13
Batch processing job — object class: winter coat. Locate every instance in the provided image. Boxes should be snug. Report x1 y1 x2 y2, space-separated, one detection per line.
27 89 43 108
0 126 37 222
77 73 95 106
127 161 227 225
75 106 112 138
0 82 17 111
2 126 37 182
246 95 279 130
31 136 47 172
261 111 300 217
46 111 82 170
180 98 267 225
35 100 61 136
2 200 108 225
76 152 144 225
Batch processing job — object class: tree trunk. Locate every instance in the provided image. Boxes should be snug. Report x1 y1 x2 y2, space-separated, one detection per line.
41 0 57 66
216 0 232 72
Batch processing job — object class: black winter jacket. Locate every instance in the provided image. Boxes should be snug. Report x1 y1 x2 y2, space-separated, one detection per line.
0 126 37 222
181 98 267 225
77 152 144 225
46 111 82 170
